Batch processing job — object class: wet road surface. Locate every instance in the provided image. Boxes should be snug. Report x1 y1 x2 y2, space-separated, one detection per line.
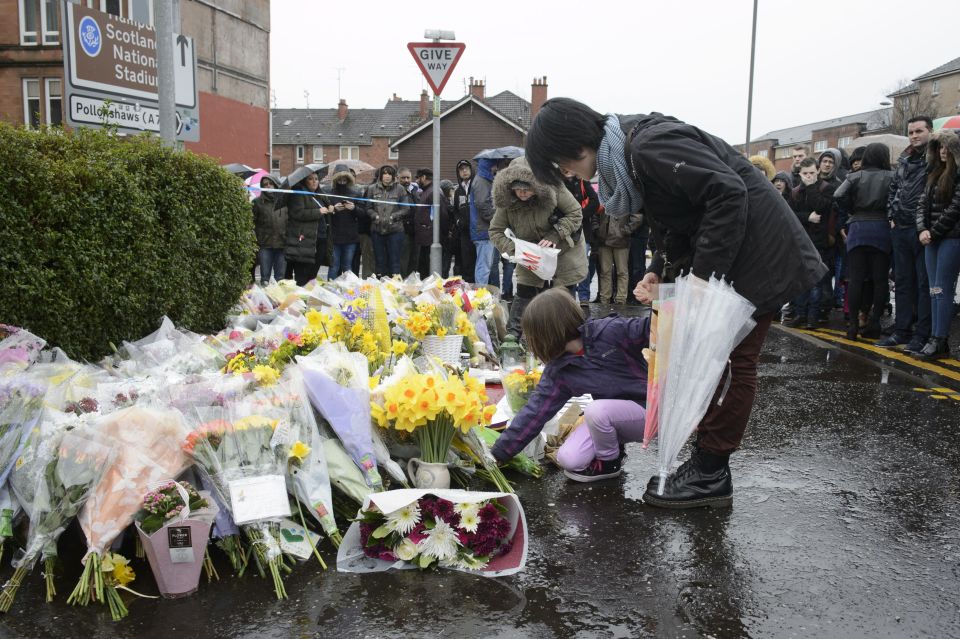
1 308 958 639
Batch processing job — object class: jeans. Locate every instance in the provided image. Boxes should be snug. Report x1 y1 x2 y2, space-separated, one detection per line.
474 239 495 285
372 231 405 277
834 250 847 307
258 248 285 284
791 271 830 324
500 256 515 298
924 238 960 338
577 245 598 301
329 243 358 281
891 226 931 339
556 400 646 470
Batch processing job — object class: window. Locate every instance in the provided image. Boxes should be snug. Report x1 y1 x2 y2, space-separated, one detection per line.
814 140 827 152
931 79 940 96
271 159 280 171
19 0 38 44
23 79 41 128
86 0 137 20
45 78 62 126
339 146 360 160
757 150 768 159
837 136 852 149
312 146 323 162
775 147 792 160
296 145 304 164
388 147 399 161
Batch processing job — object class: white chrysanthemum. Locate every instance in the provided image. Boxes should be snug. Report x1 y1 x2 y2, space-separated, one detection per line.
458 510 480 533
385 503 421 535
395 538 419 561
418 520 461 561
454 502 480 519
440 554 488 571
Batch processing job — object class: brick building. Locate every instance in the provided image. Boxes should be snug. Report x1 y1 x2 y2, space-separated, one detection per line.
736 108 892 172
0 0 271 167
271 77 549 182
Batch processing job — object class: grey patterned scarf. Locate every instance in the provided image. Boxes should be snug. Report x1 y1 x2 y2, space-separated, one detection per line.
596 114 643 218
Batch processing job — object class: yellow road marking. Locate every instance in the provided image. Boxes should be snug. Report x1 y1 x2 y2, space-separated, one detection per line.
930 395 948 400
794 328 960 383
913 387 932 392
932 387 953 392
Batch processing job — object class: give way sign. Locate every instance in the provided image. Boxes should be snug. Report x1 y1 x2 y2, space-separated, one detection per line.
407 42 466 95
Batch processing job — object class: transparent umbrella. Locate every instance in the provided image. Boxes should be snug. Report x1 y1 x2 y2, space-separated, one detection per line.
652 274 756 494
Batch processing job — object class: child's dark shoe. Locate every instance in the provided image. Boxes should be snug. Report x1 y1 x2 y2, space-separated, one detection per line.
563 457 622 483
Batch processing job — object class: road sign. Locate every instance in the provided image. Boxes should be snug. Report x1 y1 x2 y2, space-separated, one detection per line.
61 1 199 141
406 42 466 96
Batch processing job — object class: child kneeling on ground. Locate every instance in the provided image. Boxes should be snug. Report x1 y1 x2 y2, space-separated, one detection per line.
490 288 649 482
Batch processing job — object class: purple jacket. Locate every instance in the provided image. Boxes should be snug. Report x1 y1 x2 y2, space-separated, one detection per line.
491 314 650 462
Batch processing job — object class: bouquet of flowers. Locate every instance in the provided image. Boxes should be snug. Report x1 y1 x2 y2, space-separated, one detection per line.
0 426 114 610
68 405 189 619
502 368 542 414
338 489 527 577
135 481 209 535
299 344 383 490
0 378 46 559
181 401 293 599
371 369 496 465
0 325 45 370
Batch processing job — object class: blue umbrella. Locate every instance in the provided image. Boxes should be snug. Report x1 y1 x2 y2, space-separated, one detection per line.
473 146 525 161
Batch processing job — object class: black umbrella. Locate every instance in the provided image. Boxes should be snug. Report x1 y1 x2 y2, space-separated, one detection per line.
285 163 329 188
473 146 524 161
221 163 258 179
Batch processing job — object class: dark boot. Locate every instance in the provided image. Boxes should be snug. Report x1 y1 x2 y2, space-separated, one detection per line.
845 323 858 340
915 337 949 360
861 313 882 340
506 294 533 339
643 449 733 509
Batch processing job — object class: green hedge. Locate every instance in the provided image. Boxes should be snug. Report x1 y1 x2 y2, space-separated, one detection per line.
0 123 256 361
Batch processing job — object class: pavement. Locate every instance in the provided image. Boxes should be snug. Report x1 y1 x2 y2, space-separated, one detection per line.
1 304 958 639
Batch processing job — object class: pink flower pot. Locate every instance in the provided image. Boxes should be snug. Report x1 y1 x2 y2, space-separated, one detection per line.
136 518 213 598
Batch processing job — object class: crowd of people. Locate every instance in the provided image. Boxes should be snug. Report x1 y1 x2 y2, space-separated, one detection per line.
251 159 653 310
749 116 960 360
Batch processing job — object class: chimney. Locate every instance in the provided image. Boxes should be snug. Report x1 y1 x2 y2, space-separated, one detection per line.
531 76 548 120
419 90 429 120
469 78 485 100
337 99 348 122
392 93 403 102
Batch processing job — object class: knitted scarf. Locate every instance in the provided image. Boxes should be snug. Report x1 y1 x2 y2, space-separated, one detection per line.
596 114 643 218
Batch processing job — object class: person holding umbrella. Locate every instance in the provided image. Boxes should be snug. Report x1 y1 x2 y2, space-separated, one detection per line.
285 166 331 285
252 174 287 285
524 98 826 509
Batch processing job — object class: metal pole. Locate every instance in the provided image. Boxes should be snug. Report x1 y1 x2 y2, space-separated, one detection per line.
430 94 442 276
744 0 758 156
155 0 176 146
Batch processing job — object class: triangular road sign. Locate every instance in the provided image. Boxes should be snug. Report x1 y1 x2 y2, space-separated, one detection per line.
407 42 466 96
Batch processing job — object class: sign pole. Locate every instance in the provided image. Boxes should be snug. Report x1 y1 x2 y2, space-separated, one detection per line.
155 0 176 146
430 94 442 276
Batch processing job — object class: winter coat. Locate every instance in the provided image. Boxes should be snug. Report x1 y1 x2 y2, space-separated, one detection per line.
469 159 497 241
888 144 928 227
621 113 826 315
916 131 960 241
773 171 794 206
790 179 836 252
414 183 451 248
453 177 473 239
596 210 644 249
322 168 366 245
252 192 287 249
565 177 602 246
835 168 895 226
488 157 588 288
285 184 327 263
749 155 776 181
364 168 414 235
491 314 649 461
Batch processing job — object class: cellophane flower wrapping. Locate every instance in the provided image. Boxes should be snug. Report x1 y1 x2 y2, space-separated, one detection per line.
181 397 292 598
0 421 114 609
298 343 383 490
337 489 527 577
0 325 45 370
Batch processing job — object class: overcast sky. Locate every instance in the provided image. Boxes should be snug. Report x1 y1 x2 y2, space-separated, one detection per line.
270 0 958 144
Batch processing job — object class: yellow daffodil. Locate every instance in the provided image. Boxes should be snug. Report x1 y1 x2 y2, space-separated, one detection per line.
252 364 280 386
103 553 136 587
391 341 408 356
289 440 311 461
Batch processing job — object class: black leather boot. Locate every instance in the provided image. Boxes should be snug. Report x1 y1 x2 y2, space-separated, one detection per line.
643 449 733 509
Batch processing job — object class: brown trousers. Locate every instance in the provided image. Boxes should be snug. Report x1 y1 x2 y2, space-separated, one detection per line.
697 312 774 455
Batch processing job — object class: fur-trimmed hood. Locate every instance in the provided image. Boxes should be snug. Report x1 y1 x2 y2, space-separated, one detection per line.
329 164 356 186
928 129 960 166
492 156 557 213
749 155 776 181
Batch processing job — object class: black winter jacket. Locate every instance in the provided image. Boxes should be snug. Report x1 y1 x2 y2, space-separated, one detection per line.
285 188 327 263
835 169 894 226
414 184 451 248
565 178 601 246
322 184 366 245
888 146 928 227
252 193 287 249
623 113 826 315
790 180 836 251
916 176 960 240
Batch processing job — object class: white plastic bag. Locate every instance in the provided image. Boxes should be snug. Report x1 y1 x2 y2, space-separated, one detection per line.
503 229 560 281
